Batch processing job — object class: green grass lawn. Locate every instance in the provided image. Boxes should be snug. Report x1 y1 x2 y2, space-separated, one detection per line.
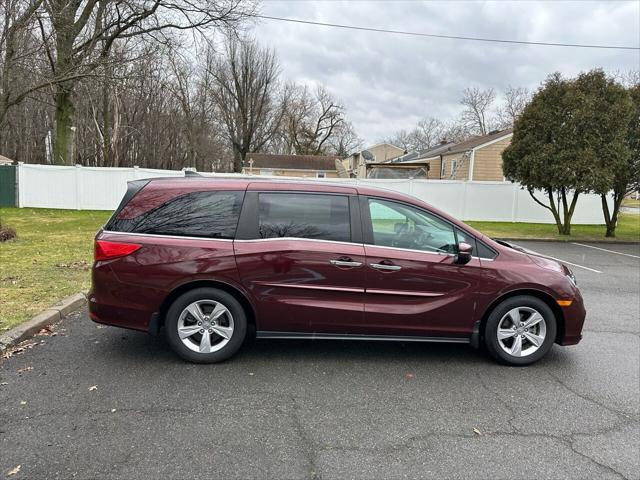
467 213 640 243
0 207 638 331
0 208 110 331
622 198 640 208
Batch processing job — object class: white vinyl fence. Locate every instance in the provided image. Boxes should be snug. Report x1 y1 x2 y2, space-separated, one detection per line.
14 163 609 224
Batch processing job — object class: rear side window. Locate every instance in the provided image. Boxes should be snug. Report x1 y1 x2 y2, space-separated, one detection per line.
258 193 350 242
107 190 244 239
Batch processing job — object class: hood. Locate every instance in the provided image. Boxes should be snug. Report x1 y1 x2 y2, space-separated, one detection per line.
494 239 565 274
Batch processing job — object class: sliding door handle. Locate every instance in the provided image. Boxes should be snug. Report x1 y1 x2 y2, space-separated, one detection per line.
370 263 402 271
330 259 363 268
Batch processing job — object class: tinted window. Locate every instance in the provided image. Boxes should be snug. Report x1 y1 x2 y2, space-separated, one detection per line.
258 193 350 242
455 227 498 260
368 199 456 253
476 240 498 260
107 190 244 239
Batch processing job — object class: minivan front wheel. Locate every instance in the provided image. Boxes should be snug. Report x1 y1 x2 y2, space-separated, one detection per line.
484 296 557 366
165 288 247 363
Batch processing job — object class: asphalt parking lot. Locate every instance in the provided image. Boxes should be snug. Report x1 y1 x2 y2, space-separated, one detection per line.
1 241 638 479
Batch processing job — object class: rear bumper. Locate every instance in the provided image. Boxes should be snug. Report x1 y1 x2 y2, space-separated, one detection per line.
88 261 165 333
88 291 155 333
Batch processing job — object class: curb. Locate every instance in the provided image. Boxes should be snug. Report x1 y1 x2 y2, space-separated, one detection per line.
0 293 86 354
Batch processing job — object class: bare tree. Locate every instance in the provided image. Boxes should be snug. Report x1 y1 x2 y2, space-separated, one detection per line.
210 36 286 172
283 85 346 155
460 87 496 135
411 117 446 150
0 0 45 131
383 129 412 151
328 120 362 157
496 86 530 128
35 0 253 165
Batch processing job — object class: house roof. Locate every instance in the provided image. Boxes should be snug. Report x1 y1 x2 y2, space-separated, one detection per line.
245 153 339 171
444 128 513 155
391 141 457 163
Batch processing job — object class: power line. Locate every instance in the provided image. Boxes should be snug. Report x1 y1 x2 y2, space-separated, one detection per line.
253 14 640 51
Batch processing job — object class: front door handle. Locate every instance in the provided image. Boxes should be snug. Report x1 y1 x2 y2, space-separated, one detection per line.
370 263 402 271
330 259 363 268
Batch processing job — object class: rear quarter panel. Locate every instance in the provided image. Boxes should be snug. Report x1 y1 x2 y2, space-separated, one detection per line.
90 231 245 331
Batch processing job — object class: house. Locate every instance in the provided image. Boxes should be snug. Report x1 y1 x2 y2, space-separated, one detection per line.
392 129 513 181
389 141 457 178
343 143 406 178
0 154 14 165
243 153 339 178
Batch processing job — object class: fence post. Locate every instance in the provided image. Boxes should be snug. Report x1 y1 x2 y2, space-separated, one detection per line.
511 184 518 222
461 182 468 220
16 162 22 208
133 165 140 179
75 164 82 210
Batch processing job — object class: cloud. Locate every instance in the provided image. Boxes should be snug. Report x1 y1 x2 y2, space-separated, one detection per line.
251 0 640 144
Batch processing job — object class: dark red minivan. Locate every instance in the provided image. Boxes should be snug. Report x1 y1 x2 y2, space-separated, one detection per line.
89 177 585 365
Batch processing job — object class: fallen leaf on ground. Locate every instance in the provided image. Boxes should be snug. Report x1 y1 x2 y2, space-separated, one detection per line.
88 385 98 391
7 465 21 476
20 400 26 405
404 373 414 380
0 382 8 386
473 427 482 435
248 372 254 376
37 326 54 336
111 409 116 413
17 366 33 374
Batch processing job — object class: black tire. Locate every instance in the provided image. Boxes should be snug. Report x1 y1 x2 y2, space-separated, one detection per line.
165 287 247 363
484 295 557 366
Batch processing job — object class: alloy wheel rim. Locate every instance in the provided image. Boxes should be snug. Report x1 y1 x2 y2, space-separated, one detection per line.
177 300 234 354
497 306 546 357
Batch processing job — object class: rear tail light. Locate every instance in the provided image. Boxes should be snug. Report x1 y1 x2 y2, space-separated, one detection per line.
94 240 141 261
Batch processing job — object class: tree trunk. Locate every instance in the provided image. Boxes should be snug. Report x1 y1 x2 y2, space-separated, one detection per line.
232 147 244 173
602 191 624 238
53 84 76 165
52 28 76 165
545 189 564 234
558 187 579 236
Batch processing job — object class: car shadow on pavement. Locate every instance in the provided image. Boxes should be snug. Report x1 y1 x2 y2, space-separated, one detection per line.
90 326 547 368
89 322 571 369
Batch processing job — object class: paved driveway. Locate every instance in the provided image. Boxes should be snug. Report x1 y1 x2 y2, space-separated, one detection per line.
1 242 638 479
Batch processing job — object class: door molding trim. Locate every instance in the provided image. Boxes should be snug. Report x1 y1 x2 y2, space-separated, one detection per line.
256 331 470 343
366 288 444 297
253 281 364 293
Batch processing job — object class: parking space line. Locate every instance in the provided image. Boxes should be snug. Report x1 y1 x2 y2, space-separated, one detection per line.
572 242 640 259
539 253 602 274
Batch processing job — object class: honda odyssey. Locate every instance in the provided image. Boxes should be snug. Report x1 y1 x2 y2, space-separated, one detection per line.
89 177 585 365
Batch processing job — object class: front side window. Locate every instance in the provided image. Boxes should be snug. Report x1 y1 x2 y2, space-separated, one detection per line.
258 193 350 242
108 190 244 239
368 199 456 253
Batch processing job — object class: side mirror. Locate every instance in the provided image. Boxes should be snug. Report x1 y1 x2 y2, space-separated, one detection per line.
455 242 473 265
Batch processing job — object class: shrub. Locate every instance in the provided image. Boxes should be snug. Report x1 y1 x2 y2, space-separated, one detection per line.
0 218 17 242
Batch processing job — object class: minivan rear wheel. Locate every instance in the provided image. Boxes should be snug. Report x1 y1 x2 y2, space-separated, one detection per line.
165 288 247 363
484 295 557 366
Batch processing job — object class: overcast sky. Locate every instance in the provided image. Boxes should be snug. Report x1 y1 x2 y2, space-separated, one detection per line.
248 0 640 145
